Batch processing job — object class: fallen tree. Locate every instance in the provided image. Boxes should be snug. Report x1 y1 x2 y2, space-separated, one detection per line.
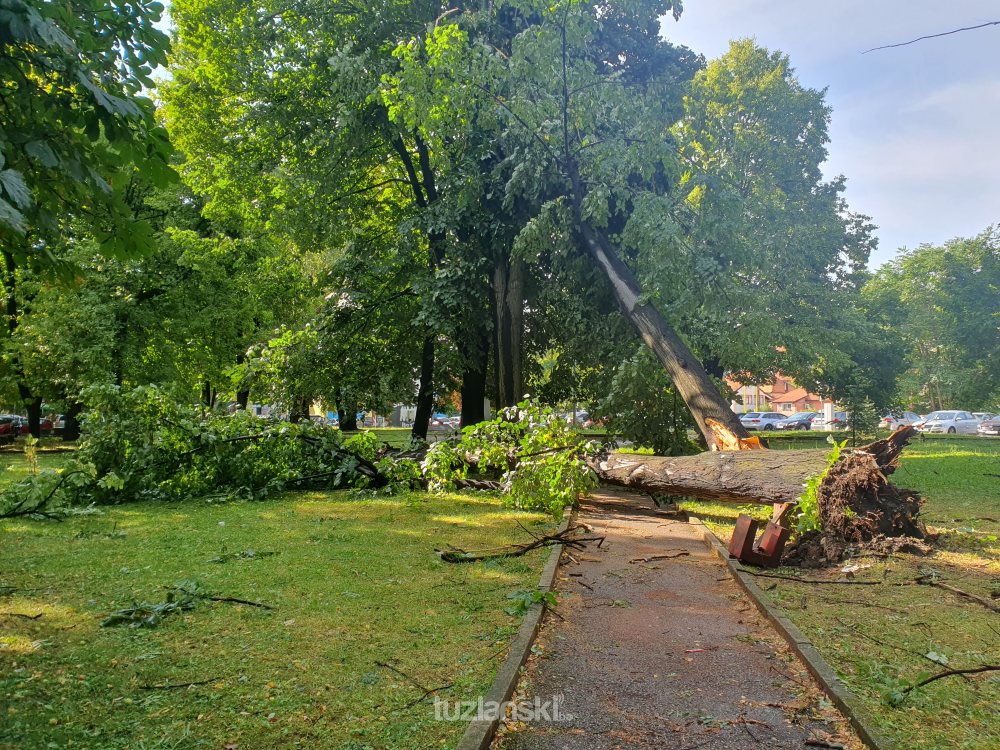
593 427 927 566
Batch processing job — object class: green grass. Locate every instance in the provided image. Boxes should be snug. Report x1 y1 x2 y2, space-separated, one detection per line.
681 435 1000 750
0 454 557 750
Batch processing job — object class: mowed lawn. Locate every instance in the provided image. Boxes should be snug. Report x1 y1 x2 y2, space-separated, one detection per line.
683 435 1000 750
0 453 557 750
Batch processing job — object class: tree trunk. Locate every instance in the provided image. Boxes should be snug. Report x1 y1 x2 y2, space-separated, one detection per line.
202 380 215 409
338 401 359 432
289 395 310 424
594 448 830 505
411 334 435 441
460 329 489 427
62 401 83 442
573 221 749 450
492 255 525 407
235 353 250 409
593 427 926 565
1 250 41 439
23 391 42 439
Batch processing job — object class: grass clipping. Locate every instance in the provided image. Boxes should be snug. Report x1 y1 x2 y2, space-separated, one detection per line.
783 427 929 568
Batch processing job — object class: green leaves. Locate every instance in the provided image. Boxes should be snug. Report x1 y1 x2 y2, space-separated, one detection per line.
794 439 847 536
0 0 173 262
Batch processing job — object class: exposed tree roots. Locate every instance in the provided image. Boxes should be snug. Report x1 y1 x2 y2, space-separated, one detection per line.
782 428 927 567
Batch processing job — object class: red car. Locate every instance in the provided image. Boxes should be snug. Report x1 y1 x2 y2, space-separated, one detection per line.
0 414 53 440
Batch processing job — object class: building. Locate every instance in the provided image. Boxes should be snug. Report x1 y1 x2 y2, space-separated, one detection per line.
726 373 835 415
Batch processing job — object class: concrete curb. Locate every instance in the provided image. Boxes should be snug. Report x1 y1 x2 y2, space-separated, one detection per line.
455 507 574 750
689 516 894 750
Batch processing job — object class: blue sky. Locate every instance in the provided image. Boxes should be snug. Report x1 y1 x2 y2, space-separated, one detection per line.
661 1 1000 268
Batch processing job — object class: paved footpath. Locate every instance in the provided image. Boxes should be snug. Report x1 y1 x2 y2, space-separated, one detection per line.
497 491 864 750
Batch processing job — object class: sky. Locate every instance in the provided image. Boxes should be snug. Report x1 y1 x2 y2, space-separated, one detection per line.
660 1 1000 268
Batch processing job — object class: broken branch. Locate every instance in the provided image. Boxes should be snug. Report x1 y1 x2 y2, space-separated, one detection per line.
903 664 1000 695
916 576 1000 613
437 524 604 563
628 551 690 564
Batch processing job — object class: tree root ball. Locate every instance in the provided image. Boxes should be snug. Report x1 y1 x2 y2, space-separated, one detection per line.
782 440 928 568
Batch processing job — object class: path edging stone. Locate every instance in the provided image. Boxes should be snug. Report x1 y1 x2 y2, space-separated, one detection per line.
455 507 573 750
689 516 894 750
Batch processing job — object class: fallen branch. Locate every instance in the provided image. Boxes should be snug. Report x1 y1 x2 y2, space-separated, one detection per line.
902 664 1000 696
374 660 453 710
206 596 276 610
2 612 43 620
140 677 217 690
739 570 882 585
916 576 1000 613
628 551 690 564
437 524 604 563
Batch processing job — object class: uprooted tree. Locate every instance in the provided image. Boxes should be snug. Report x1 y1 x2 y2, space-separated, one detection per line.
379 0 926 561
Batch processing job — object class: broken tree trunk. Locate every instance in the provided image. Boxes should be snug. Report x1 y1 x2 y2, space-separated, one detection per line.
564 157 749 450
594 445 825 504
593 427 926 566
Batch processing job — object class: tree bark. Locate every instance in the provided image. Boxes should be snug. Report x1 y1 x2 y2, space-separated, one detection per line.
492 255 525 407
235 353 250 409
460 328 489 427
411 334 435 440
289 395 310 424
2 250 43 439
201 380 216 409
572 219 750 450
62 401 83 442
592 429 925 558
338 401 359 432
593 448 830 505
23 391 42 439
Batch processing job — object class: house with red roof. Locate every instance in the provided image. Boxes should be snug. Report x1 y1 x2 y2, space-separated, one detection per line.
726 373 835 415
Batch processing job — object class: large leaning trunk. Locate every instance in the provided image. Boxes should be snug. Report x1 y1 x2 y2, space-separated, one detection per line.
564 163 748 449
575 222 750 449
594 427 926 565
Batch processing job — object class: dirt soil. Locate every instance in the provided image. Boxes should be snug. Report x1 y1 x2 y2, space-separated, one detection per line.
496 490 865 750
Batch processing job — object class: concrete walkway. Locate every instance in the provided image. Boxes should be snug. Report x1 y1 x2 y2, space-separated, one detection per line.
497 491 863 750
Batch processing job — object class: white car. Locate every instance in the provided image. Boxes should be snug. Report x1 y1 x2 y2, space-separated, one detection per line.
879 411 921 430
916 410 980 434
979 417 1000 436
739 412 785 431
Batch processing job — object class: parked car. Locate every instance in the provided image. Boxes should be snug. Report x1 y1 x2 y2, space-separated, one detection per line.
879 411 921 430
916 410 980 434
739 412 785 431
775 412 819 431
972 412 996 423
0 415 19 442
978 417 1000 436
812 411 850 430
0 414 53 438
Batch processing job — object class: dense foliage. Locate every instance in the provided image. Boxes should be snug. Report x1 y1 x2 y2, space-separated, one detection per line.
1 393 597 518
864 227 1000 411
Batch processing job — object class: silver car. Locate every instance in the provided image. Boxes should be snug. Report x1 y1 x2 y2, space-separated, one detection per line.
739 412 785 431
916 410 980 434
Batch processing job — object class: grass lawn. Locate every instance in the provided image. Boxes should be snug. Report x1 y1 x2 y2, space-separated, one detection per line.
681 435 1000 750
0 453 558 750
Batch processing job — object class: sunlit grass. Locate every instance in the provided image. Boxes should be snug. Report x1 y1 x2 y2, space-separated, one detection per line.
680 435 1000 749
0 465 556 750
